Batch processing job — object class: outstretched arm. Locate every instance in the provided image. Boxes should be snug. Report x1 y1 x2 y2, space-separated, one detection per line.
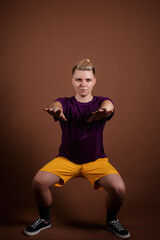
43 101 67 122
87 100 114 122
100 100 114 113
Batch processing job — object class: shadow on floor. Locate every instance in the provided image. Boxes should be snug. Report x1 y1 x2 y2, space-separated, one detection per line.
0 217 32 226
62 221 105 230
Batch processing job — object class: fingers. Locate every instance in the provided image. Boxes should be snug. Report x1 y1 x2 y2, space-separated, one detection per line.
43 107 54 112
98 108 107 113
43 107 60 114
43 107 67 121
87 110 98 122
86 117 93 123
43 107 49 111
57 111 67 121
87 108 108 122
60 113 67 122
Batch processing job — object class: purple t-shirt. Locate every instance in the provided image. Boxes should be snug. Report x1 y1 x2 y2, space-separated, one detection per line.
53 96 114 164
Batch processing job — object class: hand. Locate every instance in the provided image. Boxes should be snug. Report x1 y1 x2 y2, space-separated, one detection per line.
43 107 67 121
87 108 112 122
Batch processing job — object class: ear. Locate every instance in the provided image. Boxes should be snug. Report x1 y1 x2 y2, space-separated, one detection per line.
71 76 74 86
93 77 97 86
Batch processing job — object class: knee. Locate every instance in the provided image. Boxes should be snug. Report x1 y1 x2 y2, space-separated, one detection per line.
112 182 126 199
32 174 45 191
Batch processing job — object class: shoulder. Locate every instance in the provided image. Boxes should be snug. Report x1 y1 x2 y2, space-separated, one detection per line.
94 96 114 104
54 97 73 103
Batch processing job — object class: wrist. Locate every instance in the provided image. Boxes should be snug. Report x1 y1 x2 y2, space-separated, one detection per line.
100 108 113 117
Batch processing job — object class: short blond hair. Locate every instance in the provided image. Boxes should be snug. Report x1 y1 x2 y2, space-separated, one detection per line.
72 59 95 76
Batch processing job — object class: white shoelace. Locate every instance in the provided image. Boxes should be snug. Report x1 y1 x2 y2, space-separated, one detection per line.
31 219 45 229
111 220 126 232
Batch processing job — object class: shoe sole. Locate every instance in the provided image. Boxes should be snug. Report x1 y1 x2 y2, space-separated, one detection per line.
24 224 51 236
105 225 130 239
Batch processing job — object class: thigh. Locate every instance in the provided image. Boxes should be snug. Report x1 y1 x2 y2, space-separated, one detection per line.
34 171 61 189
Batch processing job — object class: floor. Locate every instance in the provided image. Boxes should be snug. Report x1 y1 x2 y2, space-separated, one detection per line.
0 203 158 240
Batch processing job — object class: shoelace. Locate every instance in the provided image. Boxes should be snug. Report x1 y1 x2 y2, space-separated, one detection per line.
111 220 126 232
31 219 45 229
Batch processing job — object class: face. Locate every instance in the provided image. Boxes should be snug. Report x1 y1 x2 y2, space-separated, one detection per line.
71 70 96 97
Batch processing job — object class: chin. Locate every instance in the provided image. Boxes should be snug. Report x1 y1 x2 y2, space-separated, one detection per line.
80 93 87 97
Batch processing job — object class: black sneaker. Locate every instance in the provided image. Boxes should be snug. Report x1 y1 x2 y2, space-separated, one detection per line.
105 219 130 239
24 218 51 236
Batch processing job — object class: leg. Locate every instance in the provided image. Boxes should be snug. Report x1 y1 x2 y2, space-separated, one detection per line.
32 171 60 207
24 171 60 236
98 174 126 219
98 174 130 239
24 157 81 236
82 158 130 238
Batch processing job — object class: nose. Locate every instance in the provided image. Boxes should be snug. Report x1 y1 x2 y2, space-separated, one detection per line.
81 80 86 87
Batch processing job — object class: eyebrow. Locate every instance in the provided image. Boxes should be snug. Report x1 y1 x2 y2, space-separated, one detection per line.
75 78 92 80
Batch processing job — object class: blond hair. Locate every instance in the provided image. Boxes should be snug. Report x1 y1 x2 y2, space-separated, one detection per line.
72 59 95 76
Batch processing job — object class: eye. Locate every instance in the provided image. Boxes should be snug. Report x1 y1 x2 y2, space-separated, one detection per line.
76 78 82 82
86 79 92 82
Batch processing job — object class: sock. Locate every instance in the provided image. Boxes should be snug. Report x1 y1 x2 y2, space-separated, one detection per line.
107 209 117 222
38 206 50 221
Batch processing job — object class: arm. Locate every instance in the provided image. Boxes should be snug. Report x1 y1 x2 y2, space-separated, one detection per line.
87 100 114 122
43 101 67 121
100 100 114 114
49 101 63 111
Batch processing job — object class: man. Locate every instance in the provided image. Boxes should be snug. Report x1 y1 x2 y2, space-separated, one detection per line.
24 59 130 239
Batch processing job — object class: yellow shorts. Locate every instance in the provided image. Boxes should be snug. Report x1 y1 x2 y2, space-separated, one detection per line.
40 157 119 190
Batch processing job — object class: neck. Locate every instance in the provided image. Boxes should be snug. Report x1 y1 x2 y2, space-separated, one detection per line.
75 94 93 103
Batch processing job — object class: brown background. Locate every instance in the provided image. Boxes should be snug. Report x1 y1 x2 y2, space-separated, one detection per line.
1 0 160 239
